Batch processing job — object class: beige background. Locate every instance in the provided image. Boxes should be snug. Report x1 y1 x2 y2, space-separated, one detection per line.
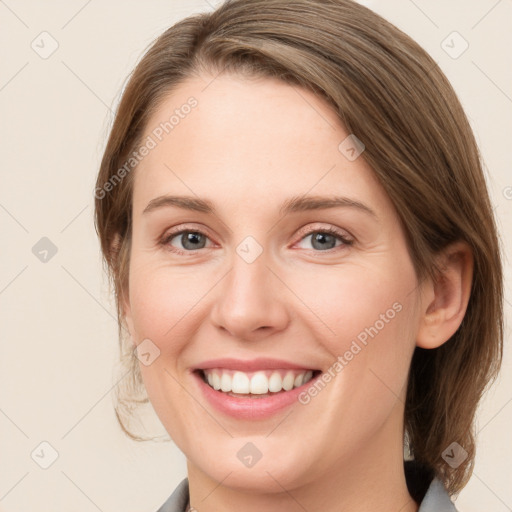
0 0 510 510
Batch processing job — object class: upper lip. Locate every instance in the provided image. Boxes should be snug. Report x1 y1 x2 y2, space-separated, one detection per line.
194 357 319 372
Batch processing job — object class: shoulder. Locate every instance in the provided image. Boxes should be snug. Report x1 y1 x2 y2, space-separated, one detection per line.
154 477 189 512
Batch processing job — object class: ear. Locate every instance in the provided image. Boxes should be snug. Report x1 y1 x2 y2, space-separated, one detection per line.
416 240 474 349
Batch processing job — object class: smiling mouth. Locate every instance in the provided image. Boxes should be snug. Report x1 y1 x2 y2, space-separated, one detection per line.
195 368 322 398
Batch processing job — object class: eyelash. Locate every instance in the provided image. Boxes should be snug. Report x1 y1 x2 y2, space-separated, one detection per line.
159 225 354 255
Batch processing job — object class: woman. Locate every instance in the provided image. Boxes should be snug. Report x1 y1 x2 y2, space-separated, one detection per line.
94 1 504 510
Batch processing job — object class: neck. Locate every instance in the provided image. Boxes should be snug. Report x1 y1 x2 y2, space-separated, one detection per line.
186 405 419 512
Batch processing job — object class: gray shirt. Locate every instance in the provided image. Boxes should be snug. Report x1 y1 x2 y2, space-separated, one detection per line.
155 474 457 511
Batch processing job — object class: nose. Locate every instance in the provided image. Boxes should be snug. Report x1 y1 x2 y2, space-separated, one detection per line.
210 248 290 341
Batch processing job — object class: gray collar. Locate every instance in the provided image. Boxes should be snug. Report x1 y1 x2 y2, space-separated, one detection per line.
156 474 457 512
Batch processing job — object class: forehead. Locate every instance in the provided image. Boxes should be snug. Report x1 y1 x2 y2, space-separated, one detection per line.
132 73 395 221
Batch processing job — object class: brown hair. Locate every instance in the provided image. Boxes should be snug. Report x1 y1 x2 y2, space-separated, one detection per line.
94 0 503 496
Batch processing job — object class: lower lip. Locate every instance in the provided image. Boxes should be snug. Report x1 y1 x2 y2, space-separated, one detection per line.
192 370 321 420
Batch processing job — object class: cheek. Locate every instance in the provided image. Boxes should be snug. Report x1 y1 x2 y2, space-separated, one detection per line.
293 264 418 440
128 259 205 345
288 259 417 354
292 255 419 405
126 262 202 438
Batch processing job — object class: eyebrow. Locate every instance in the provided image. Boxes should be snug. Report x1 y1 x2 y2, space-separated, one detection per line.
142 194 377 219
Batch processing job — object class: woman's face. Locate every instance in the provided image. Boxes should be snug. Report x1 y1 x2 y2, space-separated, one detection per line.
124 72 426 491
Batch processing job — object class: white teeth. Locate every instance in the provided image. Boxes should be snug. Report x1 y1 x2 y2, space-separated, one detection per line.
220 373 232 392
202 368 317 395
282 372 295 391
212 372 221 390
250 372 268 394
232 371 250 394
268 372 282 393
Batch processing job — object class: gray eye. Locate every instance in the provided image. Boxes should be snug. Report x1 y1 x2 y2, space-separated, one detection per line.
296 229 347 251
171 231 208 251
308 232 339 251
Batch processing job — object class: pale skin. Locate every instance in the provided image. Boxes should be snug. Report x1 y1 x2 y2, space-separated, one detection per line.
122 72 473 512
